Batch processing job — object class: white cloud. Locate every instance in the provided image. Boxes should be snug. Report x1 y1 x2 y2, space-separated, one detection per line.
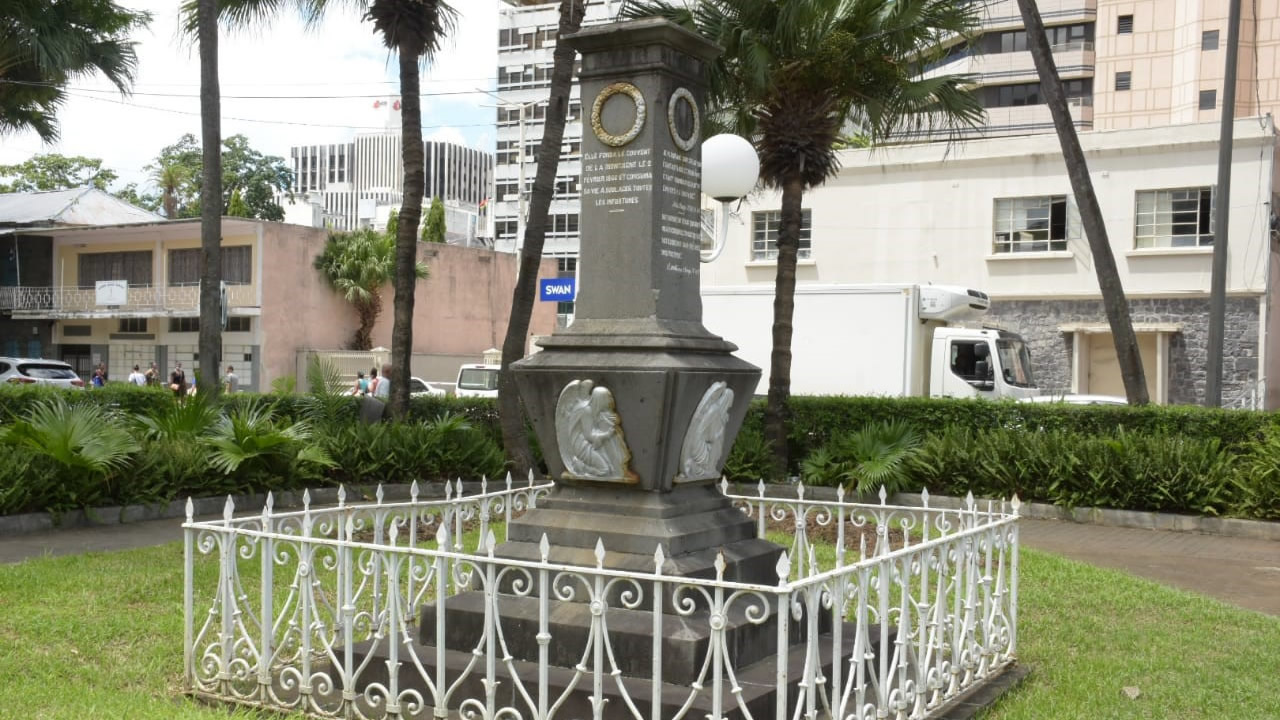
0 0 499 190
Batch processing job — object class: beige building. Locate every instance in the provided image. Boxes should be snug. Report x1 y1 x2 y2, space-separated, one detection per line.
0 218 557 389
927 0 1280 137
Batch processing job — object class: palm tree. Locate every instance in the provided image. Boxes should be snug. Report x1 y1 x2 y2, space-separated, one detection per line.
197 0 224 400
187 0 457 417
150 161 189 219
314 227 428 349
623 0 985 477
1014 0 1148 404
0 0 149 142
496 0 587 475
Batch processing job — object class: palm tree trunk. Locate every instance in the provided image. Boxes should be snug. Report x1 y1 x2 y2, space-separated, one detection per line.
1016 0 1149 404
390 46 426 418
197 0 222 398
496 0 587 476
764 176 806 479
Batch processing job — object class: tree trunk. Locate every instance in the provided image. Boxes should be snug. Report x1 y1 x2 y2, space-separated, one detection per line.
764 176 806 479
390 46 426 418
496 0 587 476
163 190 177 219
353 295 379 350
197 0 222 398
1016 0 1149 404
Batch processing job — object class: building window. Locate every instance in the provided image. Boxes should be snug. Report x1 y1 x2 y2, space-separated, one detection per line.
993 196 1071 253
168 246 252 285
169 317 200 333
1117 15 1133 34
1202 30 1219 51
1199 89 1217 110
987 79 1091 108
1135 187 1214 248
78 251 152 287
226 316 251 332
1115 71 1131 91
751 210 813 262
118 318 147 333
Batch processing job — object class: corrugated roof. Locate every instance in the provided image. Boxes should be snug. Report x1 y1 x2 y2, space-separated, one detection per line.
0 188 162 227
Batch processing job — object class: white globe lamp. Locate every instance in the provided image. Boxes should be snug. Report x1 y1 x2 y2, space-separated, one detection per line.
700 134 760 263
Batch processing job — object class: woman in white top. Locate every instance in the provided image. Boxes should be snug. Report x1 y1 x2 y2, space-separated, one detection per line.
127 365 147 386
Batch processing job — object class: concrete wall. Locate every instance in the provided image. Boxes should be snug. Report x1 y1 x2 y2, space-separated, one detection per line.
263 224 559 389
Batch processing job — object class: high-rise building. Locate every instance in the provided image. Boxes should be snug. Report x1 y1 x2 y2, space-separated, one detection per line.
289 111 494 240
925 0 1280 138
494 0 621 324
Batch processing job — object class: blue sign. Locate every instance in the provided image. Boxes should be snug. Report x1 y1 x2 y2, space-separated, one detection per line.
539 277 577 302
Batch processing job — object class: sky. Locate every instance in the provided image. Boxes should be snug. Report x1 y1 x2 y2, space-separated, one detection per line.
0 0 500 190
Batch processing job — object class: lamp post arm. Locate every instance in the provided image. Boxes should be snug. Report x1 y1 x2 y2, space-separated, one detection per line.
700 200 732 263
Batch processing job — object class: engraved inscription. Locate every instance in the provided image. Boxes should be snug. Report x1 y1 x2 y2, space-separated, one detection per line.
658 148 703 277
582 147 653 208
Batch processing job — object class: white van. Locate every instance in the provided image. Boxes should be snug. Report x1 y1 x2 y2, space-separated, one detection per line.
455 364 500 398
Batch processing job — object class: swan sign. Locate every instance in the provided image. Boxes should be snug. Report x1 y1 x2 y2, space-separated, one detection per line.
538 277 576 302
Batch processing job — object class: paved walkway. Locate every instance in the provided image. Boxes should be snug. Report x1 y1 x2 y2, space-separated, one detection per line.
2 514 1277 616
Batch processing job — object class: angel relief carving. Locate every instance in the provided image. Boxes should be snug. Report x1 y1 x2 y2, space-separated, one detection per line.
678 381 735 481
554 379 634 482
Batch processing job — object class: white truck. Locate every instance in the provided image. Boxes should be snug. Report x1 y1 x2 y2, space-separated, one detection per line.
700 283 1040 400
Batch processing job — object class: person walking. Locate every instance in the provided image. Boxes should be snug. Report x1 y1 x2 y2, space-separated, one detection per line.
373 363 391 399
127 364 146 386
144 362 159 387
352 371 368 396
169 362 187 399
224 365 239 394
90 368 104 388
367 366 380 396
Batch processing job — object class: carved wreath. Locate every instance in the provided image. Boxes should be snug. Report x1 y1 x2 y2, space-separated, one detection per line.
667 87 700 152
591 82 647 148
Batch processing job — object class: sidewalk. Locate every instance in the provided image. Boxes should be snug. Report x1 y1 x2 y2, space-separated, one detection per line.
2 513 1277 616
1019 517 1280 616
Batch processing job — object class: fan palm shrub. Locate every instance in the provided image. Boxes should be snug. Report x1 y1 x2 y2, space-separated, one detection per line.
801 419 923 495
0 398 134 510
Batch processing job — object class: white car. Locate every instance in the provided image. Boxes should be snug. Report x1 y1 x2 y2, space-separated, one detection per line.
409 376 446 397
0 357 85 389
455 364 499 398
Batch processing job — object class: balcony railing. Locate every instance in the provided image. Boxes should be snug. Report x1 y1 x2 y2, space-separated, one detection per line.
0 283 256 315
183 477 1021 720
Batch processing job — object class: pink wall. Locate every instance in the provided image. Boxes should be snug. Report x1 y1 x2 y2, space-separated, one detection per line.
261 223 559 385
366 243 559 358
260 223 358 386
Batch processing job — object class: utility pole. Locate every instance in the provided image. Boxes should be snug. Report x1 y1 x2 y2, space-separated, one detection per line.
1206 0 1243 407
478 87 538 255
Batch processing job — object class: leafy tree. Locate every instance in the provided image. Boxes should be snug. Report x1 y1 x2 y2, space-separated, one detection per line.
0 154 118 193
423 196 446 243
0 0 150 142
138 133 292 220
624 0 984 477
385 208 399 240
314 227 428 350
113 183 160 212
189 0 457 418
227 189 250 217
496 0 587 474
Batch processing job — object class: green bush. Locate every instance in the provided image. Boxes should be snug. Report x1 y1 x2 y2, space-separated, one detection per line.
801 420 923 494
910 426 1237 515
1238 428 1280 520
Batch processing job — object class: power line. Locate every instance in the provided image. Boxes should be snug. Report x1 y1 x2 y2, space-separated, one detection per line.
61 90 498 132
1 79 494 100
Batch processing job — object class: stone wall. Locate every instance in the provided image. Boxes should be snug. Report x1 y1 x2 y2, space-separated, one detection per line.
987 296 1262 407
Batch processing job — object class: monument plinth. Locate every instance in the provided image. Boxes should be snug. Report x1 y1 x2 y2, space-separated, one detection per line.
504 18 775 582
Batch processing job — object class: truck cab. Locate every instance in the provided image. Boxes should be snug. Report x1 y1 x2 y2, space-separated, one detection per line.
930 327 1039 400
455 364 500 398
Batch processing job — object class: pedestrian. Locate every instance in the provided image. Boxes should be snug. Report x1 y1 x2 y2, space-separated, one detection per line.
127 364 146 386
373 363 391 399
368 366 380 396
188 374 198 397
97 362 108 383
224 365 239 394
352 370 368 396
91 368 104 388
145 362 159 386
170 362 187 399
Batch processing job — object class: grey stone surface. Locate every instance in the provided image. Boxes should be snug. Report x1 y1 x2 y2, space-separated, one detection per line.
986 295 1261 407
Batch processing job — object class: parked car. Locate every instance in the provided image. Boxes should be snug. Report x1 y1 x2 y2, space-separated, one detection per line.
455 364 499 398
409 376 446 397
1022 394 1128 406
0 357 85 389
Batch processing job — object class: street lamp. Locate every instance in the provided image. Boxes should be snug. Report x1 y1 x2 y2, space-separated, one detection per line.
700 133 759 263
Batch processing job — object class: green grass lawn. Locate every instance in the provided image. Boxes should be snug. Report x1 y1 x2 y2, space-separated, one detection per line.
0 542 1276 720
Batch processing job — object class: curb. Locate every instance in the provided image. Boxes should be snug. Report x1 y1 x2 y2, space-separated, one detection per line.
0 481 495 538
727 483 1280 542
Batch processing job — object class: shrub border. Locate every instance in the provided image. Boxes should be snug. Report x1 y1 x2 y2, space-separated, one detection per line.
0 481 491 538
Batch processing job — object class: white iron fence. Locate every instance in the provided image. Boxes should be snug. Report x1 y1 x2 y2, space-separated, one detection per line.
183 477 1020 720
